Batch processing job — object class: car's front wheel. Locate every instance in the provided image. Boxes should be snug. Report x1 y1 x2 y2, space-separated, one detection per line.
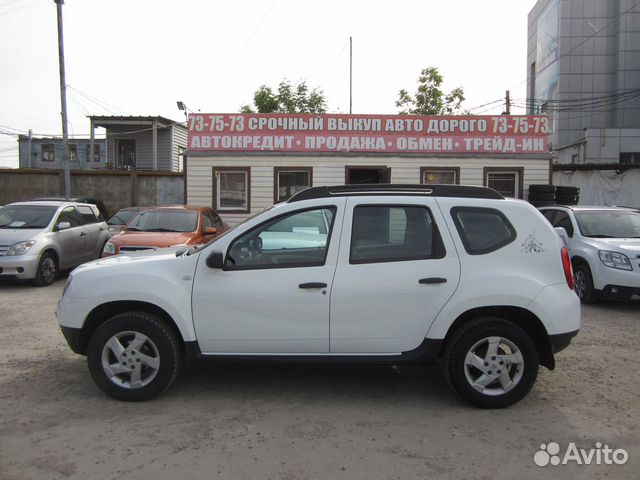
87 312 181 401
33 252 57 286
574 264 596 304
444 317 539 409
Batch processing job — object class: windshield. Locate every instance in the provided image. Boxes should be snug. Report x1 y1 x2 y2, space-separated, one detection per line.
575 210 640 238
126 210 198 233
108 209 140 226
0 205 58 229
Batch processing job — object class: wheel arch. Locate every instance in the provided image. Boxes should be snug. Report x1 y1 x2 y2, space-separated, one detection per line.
440 306 555 370
77 301 187 357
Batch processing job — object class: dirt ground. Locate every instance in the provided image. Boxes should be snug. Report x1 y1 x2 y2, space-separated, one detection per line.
0 277 638 480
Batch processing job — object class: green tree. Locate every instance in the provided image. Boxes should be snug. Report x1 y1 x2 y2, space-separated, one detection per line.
240 79 327 114
396 67 465 115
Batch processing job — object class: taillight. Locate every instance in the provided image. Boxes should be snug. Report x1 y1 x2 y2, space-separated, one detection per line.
561 246 575 290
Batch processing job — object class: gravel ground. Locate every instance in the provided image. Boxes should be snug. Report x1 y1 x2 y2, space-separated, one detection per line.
0 277 638 480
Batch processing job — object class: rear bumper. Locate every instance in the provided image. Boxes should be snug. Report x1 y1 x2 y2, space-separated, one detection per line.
549 329 579 354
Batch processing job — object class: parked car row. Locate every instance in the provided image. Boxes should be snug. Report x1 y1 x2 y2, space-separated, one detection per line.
0 199 229 286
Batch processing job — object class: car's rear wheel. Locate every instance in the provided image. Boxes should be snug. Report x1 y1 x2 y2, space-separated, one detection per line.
87 312 181 401
444 317 539 408
574 264 596 304
33 252 57 286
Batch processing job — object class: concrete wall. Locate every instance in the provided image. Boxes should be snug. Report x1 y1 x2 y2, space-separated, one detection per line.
0 169 184 217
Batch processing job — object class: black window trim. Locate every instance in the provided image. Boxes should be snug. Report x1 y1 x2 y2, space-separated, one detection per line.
224 205 338 272
451 206 517 255
349 203 446 265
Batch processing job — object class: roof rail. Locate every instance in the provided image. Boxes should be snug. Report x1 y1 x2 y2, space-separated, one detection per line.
288 184 504 202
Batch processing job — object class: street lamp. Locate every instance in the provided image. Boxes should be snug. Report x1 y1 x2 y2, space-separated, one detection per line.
176 101 189 121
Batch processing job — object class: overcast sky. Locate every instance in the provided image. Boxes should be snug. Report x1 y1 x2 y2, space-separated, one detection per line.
0 0 538 168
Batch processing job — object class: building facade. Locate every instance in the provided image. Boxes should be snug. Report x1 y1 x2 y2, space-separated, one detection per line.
184 113 551 226
90 116 187 172
527 0 640 205
17 136 106 170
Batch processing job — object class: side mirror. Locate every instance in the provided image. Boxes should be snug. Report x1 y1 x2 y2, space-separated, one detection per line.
56 221 71 231
204 227 218 235
206 250 225 269
555 227 569 246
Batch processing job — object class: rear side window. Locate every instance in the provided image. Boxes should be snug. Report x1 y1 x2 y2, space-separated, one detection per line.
451 207 516 255
77 205 98 225
350 205 445 264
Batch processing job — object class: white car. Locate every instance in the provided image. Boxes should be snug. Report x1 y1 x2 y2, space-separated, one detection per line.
57 185 580 408
539 205 640 303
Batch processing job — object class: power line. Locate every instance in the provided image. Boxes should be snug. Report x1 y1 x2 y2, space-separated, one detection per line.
202 0 278 106
0 0 45 17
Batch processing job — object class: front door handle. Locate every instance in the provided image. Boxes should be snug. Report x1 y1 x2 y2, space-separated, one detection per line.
299 282 327 289
419 277 447 284
80 232 87 237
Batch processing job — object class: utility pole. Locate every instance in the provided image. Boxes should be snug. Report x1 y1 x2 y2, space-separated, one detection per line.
349 36 353 114
27 129 33 168
54 0 71 197
504 90 511 115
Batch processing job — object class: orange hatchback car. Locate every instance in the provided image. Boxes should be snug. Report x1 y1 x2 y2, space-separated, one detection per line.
102 205 228 257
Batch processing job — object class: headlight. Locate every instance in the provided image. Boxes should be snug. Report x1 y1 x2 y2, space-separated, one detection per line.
102 242 116 255
6 240 36 256
598 250 632 270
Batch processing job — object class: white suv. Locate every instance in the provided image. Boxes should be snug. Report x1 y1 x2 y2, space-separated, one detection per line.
539 205 640 303
57 185 580 408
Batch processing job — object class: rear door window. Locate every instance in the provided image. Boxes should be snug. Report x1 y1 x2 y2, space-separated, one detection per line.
451 207 516 255
350 205 445 264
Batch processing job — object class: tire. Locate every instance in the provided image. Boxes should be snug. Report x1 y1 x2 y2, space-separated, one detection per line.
528 192 557 202
556 194 579 205
444 317 539 409
574 264 597 304
555 186 579 196
87 311 181 401
528 184 556 194
33 252 58 286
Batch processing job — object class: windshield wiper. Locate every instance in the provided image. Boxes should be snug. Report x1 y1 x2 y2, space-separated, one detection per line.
144 228 181 232
585 234 616 238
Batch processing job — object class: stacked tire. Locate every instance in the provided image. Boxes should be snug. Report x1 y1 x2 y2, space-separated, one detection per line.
555 186 579 205
528 184 556 207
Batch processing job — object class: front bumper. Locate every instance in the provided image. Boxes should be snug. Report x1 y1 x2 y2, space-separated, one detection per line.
60 324 84 354
0 254 39 280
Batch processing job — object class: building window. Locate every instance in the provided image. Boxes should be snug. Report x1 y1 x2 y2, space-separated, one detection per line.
69 144 77 163
42 144 54 162
85 144 101 162
213 167 250 213
620 152 640 165
484 167 524 199
420 167 459 185
274 167 312 203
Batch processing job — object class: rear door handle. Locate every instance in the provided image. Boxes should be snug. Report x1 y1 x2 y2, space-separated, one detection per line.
80 232 87 237
299 282 327 289
419 277 447 284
